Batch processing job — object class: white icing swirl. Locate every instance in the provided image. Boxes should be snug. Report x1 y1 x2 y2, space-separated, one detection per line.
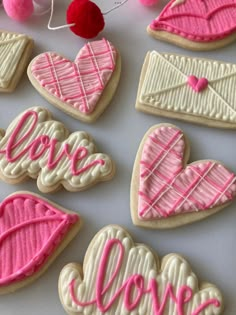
59 226 223 315
0 107 113 192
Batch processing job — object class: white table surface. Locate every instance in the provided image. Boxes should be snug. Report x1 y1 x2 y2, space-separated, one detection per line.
0 1 235 314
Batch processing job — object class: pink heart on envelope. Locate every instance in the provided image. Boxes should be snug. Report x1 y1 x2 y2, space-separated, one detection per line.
28 39 119 122
187 75 208 92
132 125 236 227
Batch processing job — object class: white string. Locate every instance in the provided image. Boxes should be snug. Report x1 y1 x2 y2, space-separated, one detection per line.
47 0 129 31
33 1 51 16
102 0 129 15
48 0 75 31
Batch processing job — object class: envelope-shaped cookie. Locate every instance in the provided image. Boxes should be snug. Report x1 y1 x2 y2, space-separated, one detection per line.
136 51 236 129
0 30 33 93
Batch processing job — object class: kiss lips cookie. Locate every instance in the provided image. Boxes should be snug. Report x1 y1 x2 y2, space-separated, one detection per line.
59 225 223 315
0 107 115 193
0 30 33 92
147 0 236 51
28 38 121 123
0 191 81 294
131 124 236 229
136 51 236 129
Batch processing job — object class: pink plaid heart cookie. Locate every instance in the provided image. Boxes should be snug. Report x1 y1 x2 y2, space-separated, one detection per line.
131 124 236 228
27 39 121 123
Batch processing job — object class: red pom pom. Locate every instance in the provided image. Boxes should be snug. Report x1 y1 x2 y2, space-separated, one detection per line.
66 0 105 39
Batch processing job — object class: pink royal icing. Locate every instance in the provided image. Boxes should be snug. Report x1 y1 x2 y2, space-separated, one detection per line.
31 38 117 114
69 239 221 315
138 126 236 219
187 75 208 93
150 0 236 42
0 193 79 286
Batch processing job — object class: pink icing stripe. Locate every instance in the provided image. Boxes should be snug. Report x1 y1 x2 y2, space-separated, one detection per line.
31 38 117 114
0 110 105 177
138 126 236 219
150 0 236 42
0 193 79 286
69 239 221 314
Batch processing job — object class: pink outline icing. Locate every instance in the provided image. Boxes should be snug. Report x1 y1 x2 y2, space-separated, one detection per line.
150 0 236 42
0 193 79 286
31 38 117 114
138 126 236 220
69 239 221 314
0 110 105 177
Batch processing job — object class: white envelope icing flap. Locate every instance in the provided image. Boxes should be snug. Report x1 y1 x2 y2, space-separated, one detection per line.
0 31 28 88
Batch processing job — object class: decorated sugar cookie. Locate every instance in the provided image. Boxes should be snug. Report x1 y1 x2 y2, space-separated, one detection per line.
0 30 33 92
147 0 236 51
0 107 115 193
136 51 236 129
131 124 236 229
27 39 121 123
0 191 81 294
59 225 223 315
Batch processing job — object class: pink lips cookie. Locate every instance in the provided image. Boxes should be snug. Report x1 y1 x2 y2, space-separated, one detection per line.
147 0 236 50
27 38 121 123
0 191 81 294
131 124 236 228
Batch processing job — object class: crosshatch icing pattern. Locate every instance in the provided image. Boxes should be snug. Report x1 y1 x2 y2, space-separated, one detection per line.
137 125 236 220
137 51 236 127
30 39 117 114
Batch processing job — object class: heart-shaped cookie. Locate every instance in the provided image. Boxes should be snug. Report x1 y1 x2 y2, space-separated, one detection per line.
27 39 121 123
0 191 81 294
147 0 236 50
131 124 236 228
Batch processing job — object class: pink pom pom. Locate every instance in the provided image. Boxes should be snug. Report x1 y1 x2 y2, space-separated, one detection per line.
3 0 34 21
139 0 158 6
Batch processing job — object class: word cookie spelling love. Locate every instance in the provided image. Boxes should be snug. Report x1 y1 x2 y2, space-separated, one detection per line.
59 225 223 315
0 107 114 193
